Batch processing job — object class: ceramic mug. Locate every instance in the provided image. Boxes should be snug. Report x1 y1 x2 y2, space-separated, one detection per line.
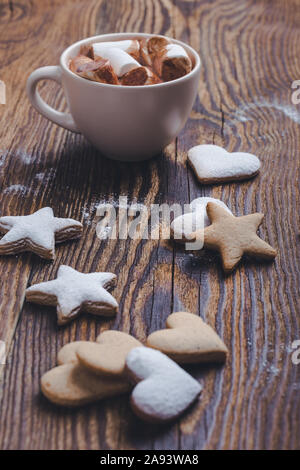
26 33 201 162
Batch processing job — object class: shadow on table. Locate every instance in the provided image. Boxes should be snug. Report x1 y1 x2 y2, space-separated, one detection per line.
42 138 175 205
33 360 223 449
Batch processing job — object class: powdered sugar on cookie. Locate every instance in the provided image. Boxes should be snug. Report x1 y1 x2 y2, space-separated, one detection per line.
0 207 82 259
26 265 118 325
125 347 202 422
188 144 261 184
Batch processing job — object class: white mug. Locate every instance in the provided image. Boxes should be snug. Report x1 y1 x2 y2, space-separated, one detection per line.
27 33 201 162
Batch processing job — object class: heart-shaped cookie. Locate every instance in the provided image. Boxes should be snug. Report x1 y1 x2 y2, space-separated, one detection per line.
41 363 131 407
188 144 260 184
76 331 142 377
125 347 202 422
171 197 232 242
57 341 92 365
146 312 228 363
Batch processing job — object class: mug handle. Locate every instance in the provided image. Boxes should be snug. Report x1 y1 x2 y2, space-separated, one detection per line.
26 66 80 133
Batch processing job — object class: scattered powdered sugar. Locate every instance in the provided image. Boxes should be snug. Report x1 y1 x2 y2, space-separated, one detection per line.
268 365 280 376
13 149 36 165
234 98 300 125
0 150 8 167
81 202 100 226
2 168 57 199
81 208 91 221
34 172 45 181
34 168 56 183
126 347 202 422
3 184 29 196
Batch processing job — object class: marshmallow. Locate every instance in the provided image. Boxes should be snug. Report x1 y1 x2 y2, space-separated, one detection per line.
69 55 119 84
71 37 193 85
139 38 153 66
79 44 93 58
139 37 170 67
165 44 190 60
146 36 170 55
121 66 161 86
91 46 141 77
69 55 93 73
91 39 140 60
153 43 192 82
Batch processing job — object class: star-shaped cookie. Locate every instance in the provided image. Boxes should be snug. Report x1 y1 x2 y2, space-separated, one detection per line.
26 265 118 325
190 202 277 273
0 207 82 259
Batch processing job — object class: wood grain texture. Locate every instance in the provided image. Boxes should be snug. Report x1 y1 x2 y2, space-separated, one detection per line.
0 0 299 450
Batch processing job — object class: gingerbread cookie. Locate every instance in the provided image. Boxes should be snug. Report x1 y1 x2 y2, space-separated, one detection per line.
0 207 82 259
125 347 202 423
76 331 142 377
188 144 261 184
171 197 232 242
26 265 118 325
57 341 92 365
146 312 228 363
190 202 277 273
41 363 130 407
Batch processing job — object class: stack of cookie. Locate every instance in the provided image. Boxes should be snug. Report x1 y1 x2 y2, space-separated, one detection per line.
41 313 228 422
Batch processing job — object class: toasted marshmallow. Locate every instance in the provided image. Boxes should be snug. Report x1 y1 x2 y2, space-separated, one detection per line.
165 44 190 60
69 55 93 73
147 36 170 55
139 36 170 66
153 43 192 81
79 44 93 58
121 66 161 86
91 46 141 77
143 68 162 85
69 55 119 84
139 38 153 66
91 39 140 60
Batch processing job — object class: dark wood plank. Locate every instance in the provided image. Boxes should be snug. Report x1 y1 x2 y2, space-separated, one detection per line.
0 0 299 450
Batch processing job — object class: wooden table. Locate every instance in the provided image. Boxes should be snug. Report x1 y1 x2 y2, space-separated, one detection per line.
0 0 299 450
